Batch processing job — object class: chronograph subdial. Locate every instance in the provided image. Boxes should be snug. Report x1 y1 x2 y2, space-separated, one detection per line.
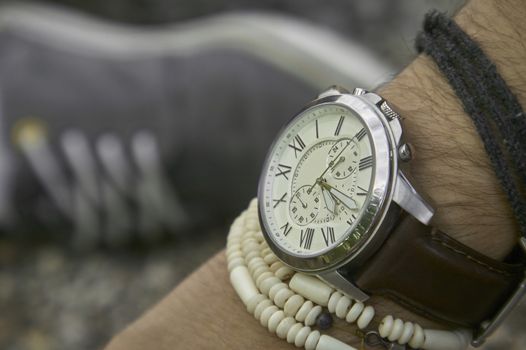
289 185 321 226
326 138 360 179
315 181 355 224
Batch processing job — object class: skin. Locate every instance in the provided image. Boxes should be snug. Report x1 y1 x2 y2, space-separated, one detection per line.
106 0 526 349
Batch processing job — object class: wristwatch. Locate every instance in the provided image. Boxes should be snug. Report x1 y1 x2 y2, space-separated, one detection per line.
257 86 526 346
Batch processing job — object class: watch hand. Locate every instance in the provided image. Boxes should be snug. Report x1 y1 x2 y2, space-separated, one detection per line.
308 154 346 192
320 181 358 210
321 186 336 214
296 193 307 209
309 138 355 192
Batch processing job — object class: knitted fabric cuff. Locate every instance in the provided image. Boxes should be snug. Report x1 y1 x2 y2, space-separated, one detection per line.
416 11 526 238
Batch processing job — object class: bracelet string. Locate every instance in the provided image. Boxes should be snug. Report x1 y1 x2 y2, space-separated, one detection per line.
416 11 526 238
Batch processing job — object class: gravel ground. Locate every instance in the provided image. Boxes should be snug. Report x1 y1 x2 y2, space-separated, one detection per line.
0 230 225 350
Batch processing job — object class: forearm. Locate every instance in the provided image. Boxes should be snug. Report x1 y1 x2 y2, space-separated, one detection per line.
381 0 526 259
106 1 526 349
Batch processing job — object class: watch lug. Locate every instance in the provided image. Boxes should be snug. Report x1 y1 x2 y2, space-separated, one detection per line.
318 85 350 99
352 87 368 96
393 171 435 225
318 270 369 302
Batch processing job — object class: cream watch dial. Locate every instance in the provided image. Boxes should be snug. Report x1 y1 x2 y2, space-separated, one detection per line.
261 104 374 256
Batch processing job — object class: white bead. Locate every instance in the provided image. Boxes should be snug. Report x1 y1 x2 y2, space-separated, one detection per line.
261 247 272 257
423 329 471 350
388 318 404 342
227 257 244 271
276 317 296 339
294 326 311 347
260 276 281 295
284 294 304 316
305 330 321 350
409 323 425 349
246 294 266 314
269 283 287 300
304 305 322 326
295 301 313 322
275 266 294 280
289 273 333 306
315 335 358 350
345 301 364 323
357 306 375 329
264 253 279 265
248 258 265 274
260 305 278 327
274 288 294 308
256 272 273 288
252 266 269 280
397 321 413 344
270 261 283 272
335 296 351 318
254 299 272 320
268 310 285 333
328 292 343 313
245 249 260 262
227 250 242 260
379 315 393 338
287 323 302 344
229 266 258 306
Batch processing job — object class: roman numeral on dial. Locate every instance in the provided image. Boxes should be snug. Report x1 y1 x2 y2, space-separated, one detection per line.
280 222 293 237
275 164 292 180
334 116 345 136
359 155 373 170
273 192 287 208
289 134 306 158
357 185 368 196
321 227 335 246
300 228 315 249
355 128 367 141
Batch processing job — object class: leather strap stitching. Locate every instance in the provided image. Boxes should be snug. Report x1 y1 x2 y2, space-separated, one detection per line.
429 228 513 277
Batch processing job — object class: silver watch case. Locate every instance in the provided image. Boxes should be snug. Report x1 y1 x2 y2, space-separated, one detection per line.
258 86 435 301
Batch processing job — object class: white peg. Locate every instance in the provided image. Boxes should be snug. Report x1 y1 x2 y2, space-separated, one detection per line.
423 329 471 350
289 273 333 306
315 335 358 350
229 266 258 306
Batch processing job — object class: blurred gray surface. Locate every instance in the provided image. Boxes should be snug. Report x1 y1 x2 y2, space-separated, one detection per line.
2 1 525 350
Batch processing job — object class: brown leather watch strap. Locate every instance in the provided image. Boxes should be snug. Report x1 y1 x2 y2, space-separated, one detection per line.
348 215 524 327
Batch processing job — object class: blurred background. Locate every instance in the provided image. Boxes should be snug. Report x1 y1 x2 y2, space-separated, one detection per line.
0 1 524 349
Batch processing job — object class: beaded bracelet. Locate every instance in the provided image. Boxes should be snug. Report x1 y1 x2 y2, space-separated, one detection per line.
226 199 471 350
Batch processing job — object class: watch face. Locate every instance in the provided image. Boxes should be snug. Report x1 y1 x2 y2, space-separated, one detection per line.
259 102 376 259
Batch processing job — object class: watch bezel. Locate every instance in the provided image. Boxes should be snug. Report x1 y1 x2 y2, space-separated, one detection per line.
258 93 398 273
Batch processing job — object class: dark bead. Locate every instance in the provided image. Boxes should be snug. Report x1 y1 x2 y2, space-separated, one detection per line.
316 311 333 330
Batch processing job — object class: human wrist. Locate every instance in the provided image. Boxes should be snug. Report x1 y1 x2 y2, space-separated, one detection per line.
378 0 526 260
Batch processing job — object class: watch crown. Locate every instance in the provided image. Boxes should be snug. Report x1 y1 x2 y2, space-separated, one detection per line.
398 143 413 162
379 101 400 121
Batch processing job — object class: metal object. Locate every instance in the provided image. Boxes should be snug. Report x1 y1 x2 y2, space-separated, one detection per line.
317 85 350 99
318 270 369 302
353 87 368 96
258 90 398 274
258 87 436 301
379 101 400 120
398 143 412 162
471 238 526 347
393 171 434 225
258 86 526 346
363 331 406 350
